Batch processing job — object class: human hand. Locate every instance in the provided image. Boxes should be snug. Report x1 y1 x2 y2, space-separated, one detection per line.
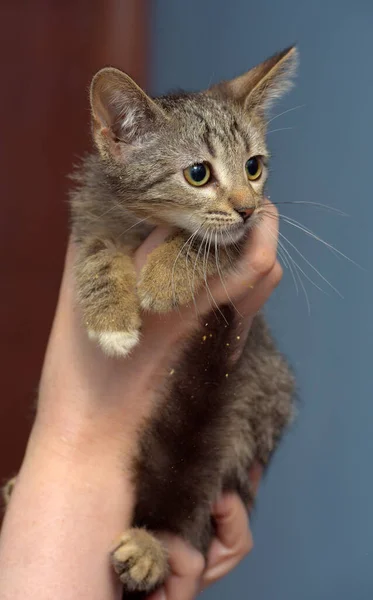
0 202 280 600
147 462 263 600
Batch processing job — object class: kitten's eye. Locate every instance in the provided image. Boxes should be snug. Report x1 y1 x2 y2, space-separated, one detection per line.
245 156 262 181
183 162 211 187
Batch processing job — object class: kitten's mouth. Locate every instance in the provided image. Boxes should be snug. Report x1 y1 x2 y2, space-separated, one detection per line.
205 212 260 247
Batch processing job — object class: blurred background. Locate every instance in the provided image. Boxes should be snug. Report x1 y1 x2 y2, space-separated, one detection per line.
1 1 372 598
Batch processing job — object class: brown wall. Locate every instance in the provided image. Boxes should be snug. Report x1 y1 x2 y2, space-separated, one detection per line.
0 1 148 479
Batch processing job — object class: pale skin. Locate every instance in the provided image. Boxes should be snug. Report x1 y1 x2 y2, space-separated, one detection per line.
0 203 281 600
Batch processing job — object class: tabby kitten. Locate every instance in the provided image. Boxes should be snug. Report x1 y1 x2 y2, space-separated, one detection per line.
4 47 297 596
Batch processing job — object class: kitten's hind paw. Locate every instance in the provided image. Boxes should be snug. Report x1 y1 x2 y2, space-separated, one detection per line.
88 329 140 357
111 528 168 593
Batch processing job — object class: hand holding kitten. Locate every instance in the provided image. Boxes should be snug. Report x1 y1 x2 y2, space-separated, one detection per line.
0 205 280 600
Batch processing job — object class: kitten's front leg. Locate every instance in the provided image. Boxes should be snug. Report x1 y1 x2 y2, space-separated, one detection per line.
137 233 226 313
75 238 141 357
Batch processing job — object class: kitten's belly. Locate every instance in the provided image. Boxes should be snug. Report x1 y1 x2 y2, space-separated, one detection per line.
132 307 237 543
131 312 294 550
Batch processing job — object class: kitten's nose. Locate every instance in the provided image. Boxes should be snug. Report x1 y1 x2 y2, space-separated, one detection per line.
235 207 255 223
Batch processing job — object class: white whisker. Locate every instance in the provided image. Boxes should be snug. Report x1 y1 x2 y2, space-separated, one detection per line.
261 221 300 297
279 215 363 269
278 229 340 297
265 200 349 217
266 104 306 126
214 233 243 317
267 126 294 135
171 227 201 310
118 216 150 239
203 232 228 324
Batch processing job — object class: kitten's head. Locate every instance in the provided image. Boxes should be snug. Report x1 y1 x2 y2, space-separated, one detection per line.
90 46 298 245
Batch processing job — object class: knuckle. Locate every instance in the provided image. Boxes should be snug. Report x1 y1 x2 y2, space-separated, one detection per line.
272 261 283 287
240 535 254 557
251 248 277 278
187 551 205 578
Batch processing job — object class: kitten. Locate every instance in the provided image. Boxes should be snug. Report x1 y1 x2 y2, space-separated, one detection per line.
3 47 297 596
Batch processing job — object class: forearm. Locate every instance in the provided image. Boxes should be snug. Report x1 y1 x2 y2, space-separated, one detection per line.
0 419 133 600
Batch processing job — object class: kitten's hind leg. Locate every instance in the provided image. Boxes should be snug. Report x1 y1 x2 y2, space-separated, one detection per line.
111 528 168 594
75 238 141 357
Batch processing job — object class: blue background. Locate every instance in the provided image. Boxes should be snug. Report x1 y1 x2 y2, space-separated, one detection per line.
152 1 373 598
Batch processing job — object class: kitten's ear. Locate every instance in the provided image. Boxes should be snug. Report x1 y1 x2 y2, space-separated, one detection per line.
90 67 167 158
208 46 298 115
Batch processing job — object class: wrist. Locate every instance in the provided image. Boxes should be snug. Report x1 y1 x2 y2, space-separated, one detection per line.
29 410 134 475
0 420 132 600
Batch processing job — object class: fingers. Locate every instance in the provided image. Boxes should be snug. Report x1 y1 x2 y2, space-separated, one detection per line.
148 475 262 600
201 494 253 588
235 259 283 318
147 535 205 600
134 226 173 273
224 202 280 297
201 460 263 589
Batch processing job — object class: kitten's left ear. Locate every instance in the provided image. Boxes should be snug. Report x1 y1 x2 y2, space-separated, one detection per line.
208 46 298 115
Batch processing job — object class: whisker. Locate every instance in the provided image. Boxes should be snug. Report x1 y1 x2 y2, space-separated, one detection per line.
279 215 363 269
191 230 208 318
278 229 342 298
185 233 198 302
261 206 362 270
225 230 241 254
97 201 126 219
265 200 349 217
291 255 311 315
200 230 216 316
260 221 300 297
277 240 300 295
185 228 202 315
265 223 314 312
267 126 294 135
203 231 228 324
220 232 237 271
171 227 201 310
266 104 306 126
118 216 151 240
214 233 243 317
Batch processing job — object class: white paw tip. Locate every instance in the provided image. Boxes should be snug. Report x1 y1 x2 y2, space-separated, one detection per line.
88 330 140 357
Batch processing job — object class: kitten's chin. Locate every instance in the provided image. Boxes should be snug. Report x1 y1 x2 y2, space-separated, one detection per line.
218 213 262 247
201 220 256 248
217 226 246 246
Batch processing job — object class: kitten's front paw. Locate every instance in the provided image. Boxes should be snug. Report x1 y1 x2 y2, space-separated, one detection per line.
138 263 195 313
111 528 168 593
138 286 176 313
137 235 211 313
88 329 140 357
